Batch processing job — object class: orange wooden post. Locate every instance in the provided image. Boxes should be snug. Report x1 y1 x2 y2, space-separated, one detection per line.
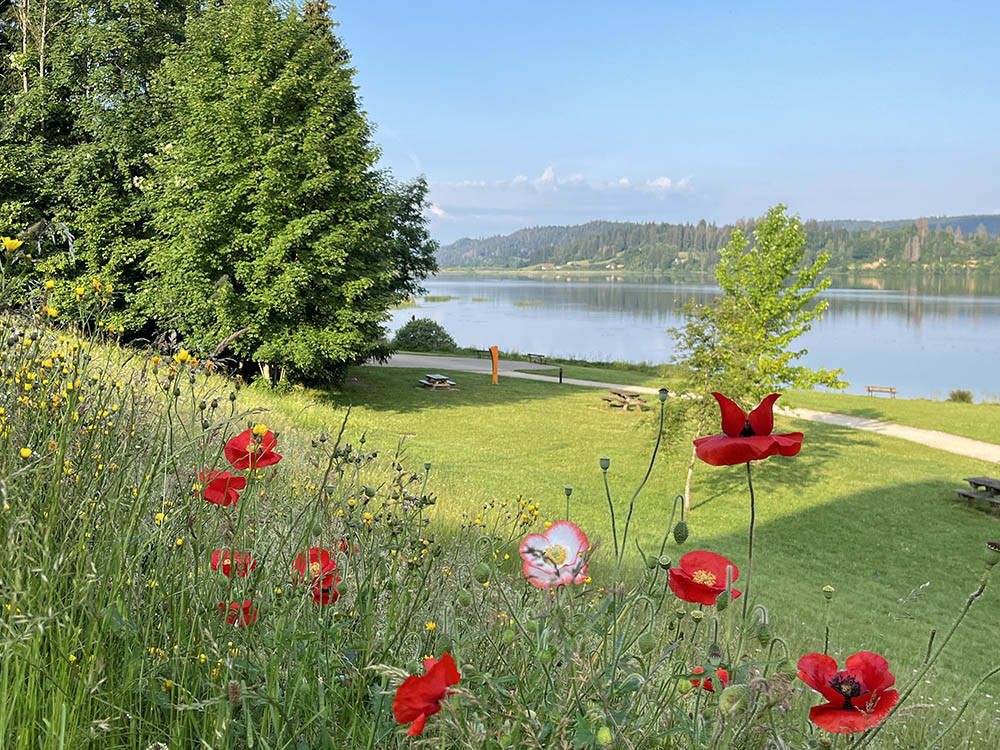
490 345 499 384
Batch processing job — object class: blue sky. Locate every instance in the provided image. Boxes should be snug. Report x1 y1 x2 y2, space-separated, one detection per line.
333 1 1000 243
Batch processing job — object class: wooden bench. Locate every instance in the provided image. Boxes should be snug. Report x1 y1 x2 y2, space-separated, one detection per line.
476 349 491 359
866 385 897 398
603 390 647 412
526 353 546 364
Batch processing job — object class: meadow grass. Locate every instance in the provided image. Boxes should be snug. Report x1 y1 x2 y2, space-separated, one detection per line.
5 320 1000 748
241 366 1000 745
787 390 1000 445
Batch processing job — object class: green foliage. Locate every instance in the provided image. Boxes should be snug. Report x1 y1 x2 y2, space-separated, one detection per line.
948 389 974 403
393 317 457 351
0 0 436 377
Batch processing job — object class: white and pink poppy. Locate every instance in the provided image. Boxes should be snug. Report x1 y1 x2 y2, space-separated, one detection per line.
519 520 589 589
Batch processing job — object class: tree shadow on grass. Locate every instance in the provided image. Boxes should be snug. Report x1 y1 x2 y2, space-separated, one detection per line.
687 478 1000 685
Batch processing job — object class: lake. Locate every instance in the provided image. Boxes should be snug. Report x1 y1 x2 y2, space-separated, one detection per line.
388 273 1000 400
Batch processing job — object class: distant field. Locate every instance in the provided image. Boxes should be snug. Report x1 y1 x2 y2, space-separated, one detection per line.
787 390 1000 445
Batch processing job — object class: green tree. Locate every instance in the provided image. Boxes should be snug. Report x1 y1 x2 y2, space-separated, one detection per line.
671 204 845 510
143 0 436 381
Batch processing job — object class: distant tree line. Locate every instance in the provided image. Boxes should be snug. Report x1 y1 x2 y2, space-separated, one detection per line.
1 0 436 382
439 215 1000 273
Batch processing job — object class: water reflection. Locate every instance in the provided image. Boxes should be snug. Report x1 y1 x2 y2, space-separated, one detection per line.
389 274 1000 399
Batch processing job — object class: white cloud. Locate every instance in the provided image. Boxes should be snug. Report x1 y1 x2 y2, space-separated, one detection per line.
427 203 452 220
436 166 692 195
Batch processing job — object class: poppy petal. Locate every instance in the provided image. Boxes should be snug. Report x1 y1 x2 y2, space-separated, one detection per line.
712 392 747 437
809 704 870 734
668 568 722 606
678 550 739 583
406 713 427 736
797 652 844 704
845 651 895 694
748 394 780 436
392 675 428 723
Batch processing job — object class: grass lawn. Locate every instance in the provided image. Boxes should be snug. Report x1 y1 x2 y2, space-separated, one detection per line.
240 365 1000 740
788 390 1000 445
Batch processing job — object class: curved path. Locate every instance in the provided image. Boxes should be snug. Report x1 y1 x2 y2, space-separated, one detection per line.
374 354 1000 463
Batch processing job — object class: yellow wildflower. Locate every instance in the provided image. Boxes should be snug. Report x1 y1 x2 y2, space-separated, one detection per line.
44 280 55 289
2 237 22 252
425 621 436 631
19 448 32 459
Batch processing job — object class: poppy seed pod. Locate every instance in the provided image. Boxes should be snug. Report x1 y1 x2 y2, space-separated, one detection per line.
637 632 657 654
645 555 659 569
823 585 836 600
673 520 689 545
599 456 610 471
596 726 613 746
719 684 750 716
986 541 1000 570
564 485 573 497
658 388 669 402
715 590 730 611
657 555 672 570
457 590 473 608
472 562 491 584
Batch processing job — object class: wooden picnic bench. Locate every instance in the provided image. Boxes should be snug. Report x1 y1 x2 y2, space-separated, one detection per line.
475 349 491 359
602 390 647 412
953 476 1000 512
526 353 546 364
866 385 897 398
418 373 458 391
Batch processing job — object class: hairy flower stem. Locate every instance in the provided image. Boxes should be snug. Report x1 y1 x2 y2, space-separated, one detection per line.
852 571 991 750
602 470 619 564
618 399 665 569
742 461 756 620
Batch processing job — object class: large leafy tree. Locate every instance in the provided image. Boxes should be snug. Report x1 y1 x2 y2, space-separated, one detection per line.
144 0 436 380
671 205 845 509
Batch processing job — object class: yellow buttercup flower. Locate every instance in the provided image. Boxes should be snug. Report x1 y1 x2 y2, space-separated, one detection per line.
252 424 268 437
173 349 190 364
44 280 55 290
2 237 23 252
20 448 32 459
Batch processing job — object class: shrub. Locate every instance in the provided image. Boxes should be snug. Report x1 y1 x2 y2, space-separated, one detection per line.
392 317 457 352
947 389 974 403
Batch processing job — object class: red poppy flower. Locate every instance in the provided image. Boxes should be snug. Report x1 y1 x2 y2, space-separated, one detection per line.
393 653 461 736
224 428 282 471
218 599 258 627
797 651 899 733
693 393 803 466
668 550 742 606
210 549 257 577
199 470 247 507
690 666 729 692
293 547 341 605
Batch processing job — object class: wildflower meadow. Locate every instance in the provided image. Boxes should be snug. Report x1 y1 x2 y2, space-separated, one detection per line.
1 267 998 749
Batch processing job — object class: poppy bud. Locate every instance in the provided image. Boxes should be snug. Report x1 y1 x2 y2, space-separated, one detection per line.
689 610 704 622
676 679 693 695
596 726 613 746
823 585 835 600
719 685 749 716
756 623 771 647
599 456 610 471
473 562 491 584
229 391 237 402
525 620 539 634
319 433 327 442
715 590 730 611
201 418 210 430
539 649 553 666
658 388 669 402
199 400 206 411
457 590 473 608
673 520 689 545
637 632 657 654
424 462 432 472
211 399 218 409
501 628 516 646
986 542 1000 571
645 555 658 569
657 555 672 570
311 523 322 537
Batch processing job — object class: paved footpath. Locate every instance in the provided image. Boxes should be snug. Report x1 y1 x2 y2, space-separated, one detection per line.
374 354 1000 463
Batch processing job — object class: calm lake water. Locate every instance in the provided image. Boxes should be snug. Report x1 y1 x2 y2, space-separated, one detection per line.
388 273 1000 399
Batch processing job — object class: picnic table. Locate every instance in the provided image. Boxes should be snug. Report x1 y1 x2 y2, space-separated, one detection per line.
418 373 457 391
527 353 547 364
953 476 1000 512
600 389 647 412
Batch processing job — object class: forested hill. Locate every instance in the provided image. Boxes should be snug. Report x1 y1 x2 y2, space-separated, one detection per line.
437 214 1000 272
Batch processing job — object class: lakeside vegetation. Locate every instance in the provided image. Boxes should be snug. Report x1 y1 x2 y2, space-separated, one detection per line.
438 215 1000 274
